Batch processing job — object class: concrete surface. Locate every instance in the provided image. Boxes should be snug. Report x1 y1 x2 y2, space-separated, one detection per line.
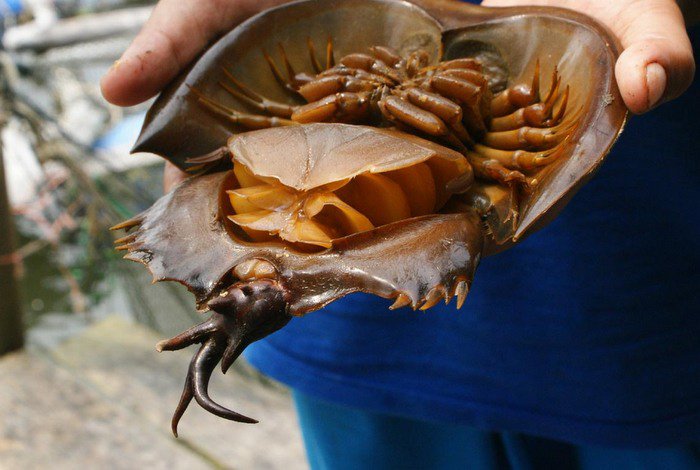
0 316 308 469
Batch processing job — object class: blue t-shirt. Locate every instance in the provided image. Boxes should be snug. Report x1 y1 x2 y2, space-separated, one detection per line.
246 19 700 448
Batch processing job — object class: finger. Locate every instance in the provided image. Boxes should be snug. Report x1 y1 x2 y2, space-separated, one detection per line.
163 162 189 193
613 0 695 113
101 0 281 107
102 0 240 106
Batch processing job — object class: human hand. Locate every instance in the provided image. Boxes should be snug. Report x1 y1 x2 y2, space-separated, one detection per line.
480 0 696 114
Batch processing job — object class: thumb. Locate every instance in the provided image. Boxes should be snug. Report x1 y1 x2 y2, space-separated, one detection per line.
613 0 695 113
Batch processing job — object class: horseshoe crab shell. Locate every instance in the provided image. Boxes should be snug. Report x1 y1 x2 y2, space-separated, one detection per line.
133 0 626 244
113 0 629 432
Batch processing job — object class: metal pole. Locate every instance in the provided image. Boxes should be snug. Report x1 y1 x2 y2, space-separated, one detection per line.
0 65 24 355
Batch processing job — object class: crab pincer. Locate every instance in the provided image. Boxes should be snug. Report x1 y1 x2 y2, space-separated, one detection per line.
156 279 291 436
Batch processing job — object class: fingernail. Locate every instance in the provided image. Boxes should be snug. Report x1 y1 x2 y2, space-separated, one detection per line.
645 63 666 109
107 59 122 74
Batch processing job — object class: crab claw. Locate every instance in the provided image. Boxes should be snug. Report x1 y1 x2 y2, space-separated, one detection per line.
157 279 291 437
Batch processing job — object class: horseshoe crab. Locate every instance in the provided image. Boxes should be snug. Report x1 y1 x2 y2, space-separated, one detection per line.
114 0 627 434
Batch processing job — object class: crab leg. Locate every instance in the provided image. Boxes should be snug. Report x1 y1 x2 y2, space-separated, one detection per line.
380 95 449 135
405 50 431 77
429 74 488 135
403 88 474 145
441 68 489 89
325 35 335 70
473 139 569 171
378 95 466 150
306 37 324 74
303 70 393 101
263 43 297 92
481 119 576 151
292 92 370 123
157 317 257 436
465 150 535 187
490 84 569 132
430 75 482 105
219 69 294 118
434 58 483 73
438 68 492 124
168 337 257 437
368 46 402 67
549 87 571 125
194 89 295 129
156 318 219 352
303 36 335 73
542 68 561 105
157 280 292 437
298 75 345 102
263 43 316 93
491 60 541 117
413 58 481 79
340 53 400 83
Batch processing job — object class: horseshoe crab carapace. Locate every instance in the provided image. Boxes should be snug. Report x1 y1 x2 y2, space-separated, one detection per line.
115 0 627 434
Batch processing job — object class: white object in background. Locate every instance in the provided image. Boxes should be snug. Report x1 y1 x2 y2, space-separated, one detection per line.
1 118 43 207
2 5 152 51
92 112 162 175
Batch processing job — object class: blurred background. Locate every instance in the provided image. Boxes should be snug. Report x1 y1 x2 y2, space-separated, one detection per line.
0 1 305 468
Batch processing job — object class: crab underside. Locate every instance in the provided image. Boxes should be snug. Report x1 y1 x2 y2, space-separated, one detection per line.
114 0 627 434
